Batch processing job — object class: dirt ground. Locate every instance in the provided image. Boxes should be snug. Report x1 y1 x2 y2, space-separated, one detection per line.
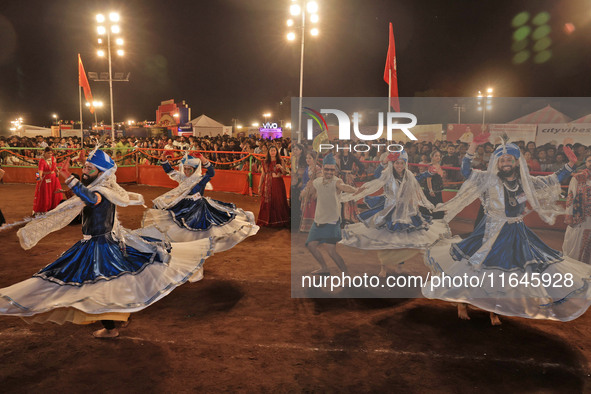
1 182 591 393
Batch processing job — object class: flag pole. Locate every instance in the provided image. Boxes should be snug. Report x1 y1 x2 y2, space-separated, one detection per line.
388 68 391 114
78 54 84 147
79 85 83 145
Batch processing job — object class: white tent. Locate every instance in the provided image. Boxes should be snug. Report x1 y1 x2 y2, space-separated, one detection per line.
188 114 230 137
509 105 572 124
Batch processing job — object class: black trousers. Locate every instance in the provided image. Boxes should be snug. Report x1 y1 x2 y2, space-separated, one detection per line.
101 320 115 330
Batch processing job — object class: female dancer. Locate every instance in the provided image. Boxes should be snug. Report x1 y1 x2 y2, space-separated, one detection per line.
340 151 450 276
256 146 290 227
143 152 258 252
33 147 63 214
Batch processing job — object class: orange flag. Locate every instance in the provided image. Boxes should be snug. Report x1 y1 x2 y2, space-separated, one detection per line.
383 23 400 112
78 54 94 114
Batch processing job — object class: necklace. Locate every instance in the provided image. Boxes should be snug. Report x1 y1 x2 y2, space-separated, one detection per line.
502 179 519 192
502 179 520 206
342 155 350 167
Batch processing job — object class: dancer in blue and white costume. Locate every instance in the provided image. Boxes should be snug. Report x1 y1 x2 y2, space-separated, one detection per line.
142 152 258 252
0 149 213 338
422 136 591 324
340 151 450 276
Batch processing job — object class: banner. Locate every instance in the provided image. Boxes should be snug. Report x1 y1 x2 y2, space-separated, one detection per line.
446 124 487 142
489 124 537 144
536 123 591 146
407 124 443 142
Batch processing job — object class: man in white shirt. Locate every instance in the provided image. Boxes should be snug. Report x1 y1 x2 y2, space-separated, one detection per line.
306 153 361 275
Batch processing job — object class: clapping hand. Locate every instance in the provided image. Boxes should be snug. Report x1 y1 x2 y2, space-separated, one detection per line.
563 146 578 167
59 159 71 180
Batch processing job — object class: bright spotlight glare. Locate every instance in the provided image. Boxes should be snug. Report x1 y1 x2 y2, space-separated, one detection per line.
111 25 120 34
116 38 124 45
307 2 319 14
96 14 105 23
290 4 301 16
116 49 124 56
97 26 106 35
287 19 294 27
287 32 296 41
97 49 105 57
310 14 319 23
109 12 120 22
310 28 319 36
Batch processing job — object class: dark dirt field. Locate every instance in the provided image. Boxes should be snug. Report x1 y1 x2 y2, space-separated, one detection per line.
1 183 591 393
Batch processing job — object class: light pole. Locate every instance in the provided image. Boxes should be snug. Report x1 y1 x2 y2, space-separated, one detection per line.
97 12 124 141
86 100 103 129
287 1 319 143
477 88 493 126
452 103 465 124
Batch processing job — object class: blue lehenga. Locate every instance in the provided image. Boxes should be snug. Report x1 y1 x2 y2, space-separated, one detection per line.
142 160 259 252
0 175 213 325
422 157 591 321
340 165 450 250
34 233 168 286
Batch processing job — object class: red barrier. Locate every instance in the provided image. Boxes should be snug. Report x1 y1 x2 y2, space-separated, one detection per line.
2 165 291 199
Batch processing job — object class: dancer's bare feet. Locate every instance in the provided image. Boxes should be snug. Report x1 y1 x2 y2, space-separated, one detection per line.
490 313 502 326
120 317 131 328
92 328 119 338
311 268 329 276
378 265 387 278
457 303 470 320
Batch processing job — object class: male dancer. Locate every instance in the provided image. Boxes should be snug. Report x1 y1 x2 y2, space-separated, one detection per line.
306 154 361 275
0 149 212 338
423 136 591 324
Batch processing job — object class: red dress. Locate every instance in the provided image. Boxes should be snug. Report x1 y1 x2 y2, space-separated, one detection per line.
33 157 63 214
256 161 290 227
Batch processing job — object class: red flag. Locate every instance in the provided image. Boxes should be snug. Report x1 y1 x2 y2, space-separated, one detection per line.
383 23 400 112
78 54 94 114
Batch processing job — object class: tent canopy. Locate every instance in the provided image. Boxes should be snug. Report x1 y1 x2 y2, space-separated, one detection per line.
188 114 225 128
572 114 591 123
509 105 572 124
188 114 226 137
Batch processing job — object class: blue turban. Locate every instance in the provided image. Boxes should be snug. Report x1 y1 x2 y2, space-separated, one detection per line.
493 143 520 159
181 155 201 168
323 153 336 165
87 149 115 172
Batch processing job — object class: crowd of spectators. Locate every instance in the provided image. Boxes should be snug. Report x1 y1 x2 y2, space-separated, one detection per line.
0 134 292 172
296 138 591 191
2 134 590 190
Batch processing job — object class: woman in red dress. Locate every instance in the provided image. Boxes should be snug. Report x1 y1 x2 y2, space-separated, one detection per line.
33 147 63 214
256 146 290 227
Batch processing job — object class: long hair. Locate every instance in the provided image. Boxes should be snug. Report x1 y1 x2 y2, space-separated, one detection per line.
266 146 283 166
293 143 307 169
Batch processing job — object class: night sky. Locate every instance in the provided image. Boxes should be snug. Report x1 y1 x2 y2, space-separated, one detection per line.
0 0 590 129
